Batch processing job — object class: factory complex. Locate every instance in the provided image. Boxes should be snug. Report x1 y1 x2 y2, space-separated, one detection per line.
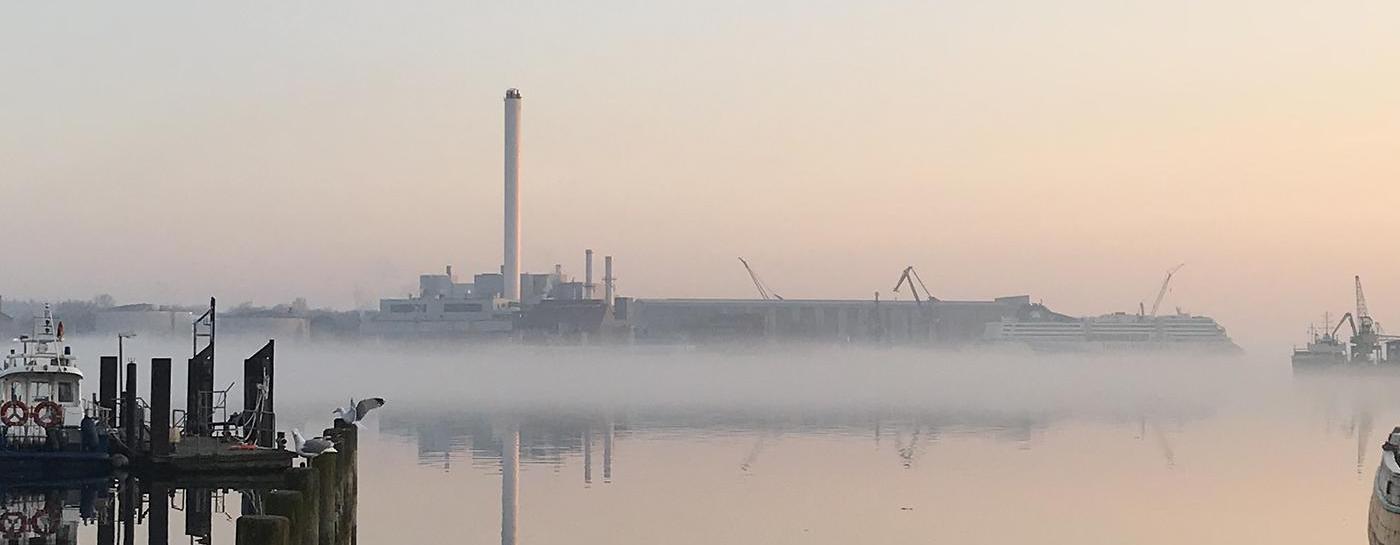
350 89 1238 352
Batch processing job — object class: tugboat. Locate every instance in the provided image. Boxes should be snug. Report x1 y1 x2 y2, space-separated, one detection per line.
0 305 111 477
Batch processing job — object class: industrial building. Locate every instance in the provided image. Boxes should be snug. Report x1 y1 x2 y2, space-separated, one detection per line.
357 87 1120 347
626 296 1033 344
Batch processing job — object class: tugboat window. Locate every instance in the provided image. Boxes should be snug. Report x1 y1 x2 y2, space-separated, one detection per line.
32 382 52 402
58 381 75 403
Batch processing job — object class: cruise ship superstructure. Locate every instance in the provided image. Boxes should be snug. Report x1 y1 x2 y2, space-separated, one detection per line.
983 308 1238 353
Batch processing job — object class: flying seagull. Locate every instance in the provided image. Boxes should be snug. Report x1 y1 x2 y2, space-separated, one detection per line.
292 429 338 458
333 397 386 426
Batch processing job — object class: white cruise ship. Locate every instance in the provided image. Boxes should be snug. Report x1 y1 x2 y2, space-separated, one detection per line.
983 306 1238 353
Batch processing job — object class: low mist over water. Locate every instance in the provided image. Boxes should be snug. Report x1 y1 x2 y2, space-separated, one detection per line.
57 337 1400 543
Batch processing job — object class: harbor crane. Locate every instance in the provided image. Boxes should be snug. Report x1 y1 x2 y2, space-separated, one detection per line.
893 266 938 304
1149 263 1186 317
1351 275 1383 362
738 257 783 301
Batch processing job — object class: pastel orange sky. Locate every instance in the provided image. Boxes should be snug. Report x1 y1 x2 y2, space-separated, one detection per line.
1 0 1397 349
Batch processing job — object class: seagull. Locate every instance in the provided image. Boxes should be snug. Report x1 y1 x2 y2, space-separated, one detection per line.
333 397 386 427
291 429 338 458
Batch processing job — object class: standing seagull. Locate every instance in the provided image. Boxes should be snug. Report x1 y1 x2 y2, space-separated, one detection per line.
292 429 338 458
334 397 386 426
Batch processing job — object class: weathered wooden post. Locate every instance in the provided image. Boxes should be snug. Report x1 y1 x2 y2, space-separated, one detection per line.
237 515 290 545
99 356 118 427
266 490 312 545
150 358 172 457
122 363 138 450
313 451 341 545
329 422 358 544
285 467 321 545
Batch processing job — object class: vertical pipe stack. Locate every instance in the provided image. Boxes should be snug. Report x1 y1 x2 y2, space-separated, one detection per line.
503 88 523 302
585 249 595 299
604 256 615 310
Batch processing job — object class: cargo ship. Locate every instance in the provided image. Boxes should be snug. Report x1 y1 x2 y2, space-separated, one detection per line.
1291 322 1348 370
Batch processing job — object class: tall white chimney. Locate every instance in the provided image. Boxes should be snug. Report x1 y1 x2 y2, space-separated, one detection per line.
503 88 522 301
585 249 595 299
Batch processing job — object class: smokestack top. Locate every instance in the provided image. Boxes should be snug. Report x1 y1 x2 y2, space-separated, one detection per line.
505 88 521 99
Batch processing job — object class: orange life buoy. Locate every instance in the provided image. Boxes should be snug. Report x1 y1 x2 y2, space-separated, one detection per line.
28 510 51 535
0 511 26 537
0 401 27 427
31 400 62 428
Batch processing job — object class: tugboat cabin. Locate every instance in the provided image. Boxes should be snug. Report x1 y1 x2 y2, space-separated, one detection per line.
0 305 87 448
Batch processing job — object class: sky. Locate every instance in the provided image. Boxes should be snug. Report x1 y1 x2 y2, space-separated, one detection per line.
1 0 1398 349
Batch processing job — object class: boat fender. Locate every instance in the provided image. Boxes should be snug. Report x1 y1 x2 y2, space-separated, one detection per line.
0 511 26 537
0 401 26 428
31 401 62 428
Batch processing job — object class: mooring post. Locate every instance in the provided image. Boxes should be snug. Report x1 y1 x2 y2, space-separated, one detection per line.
96 489 115 545
266 490 311 545
99 356 118 427
236 515 290 545
285 467 321 545
331 421 358 544
150 358 172 457
123 363 138 450
147 485 169 545
313 451 341 545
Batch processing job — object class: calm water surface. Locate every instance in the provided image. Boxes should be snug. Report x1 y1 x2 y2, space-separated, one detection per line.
33 341 1400 544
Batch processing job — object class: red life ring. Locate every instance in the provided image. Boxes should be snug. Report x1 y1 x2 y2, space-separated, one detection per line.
31 401 63 428
0 511 26 537
0 401 27 427
28 510 52 535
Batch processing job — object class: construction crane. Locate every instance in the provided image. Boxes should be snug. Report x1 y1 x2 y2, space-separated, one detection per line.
738 257 783 301
892 266 938 304
1148 264 1186 317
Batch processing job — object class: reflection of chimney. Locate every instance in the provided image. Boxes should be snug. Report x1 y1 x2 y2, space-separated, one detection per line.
584 249 595 299
583 428 593 484
503 88 523 302
502 427 519 545
603 420 614 483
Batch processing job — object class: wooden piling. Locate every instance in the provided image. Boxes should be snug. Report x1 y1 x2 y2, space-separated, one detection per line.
313 451 340 545
237 515 290 545
329 422 358 544
147 485 169 545
99 356 118 427
266 490 312 545
150 358 172 457
285 467 321 545
122 363 138 449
